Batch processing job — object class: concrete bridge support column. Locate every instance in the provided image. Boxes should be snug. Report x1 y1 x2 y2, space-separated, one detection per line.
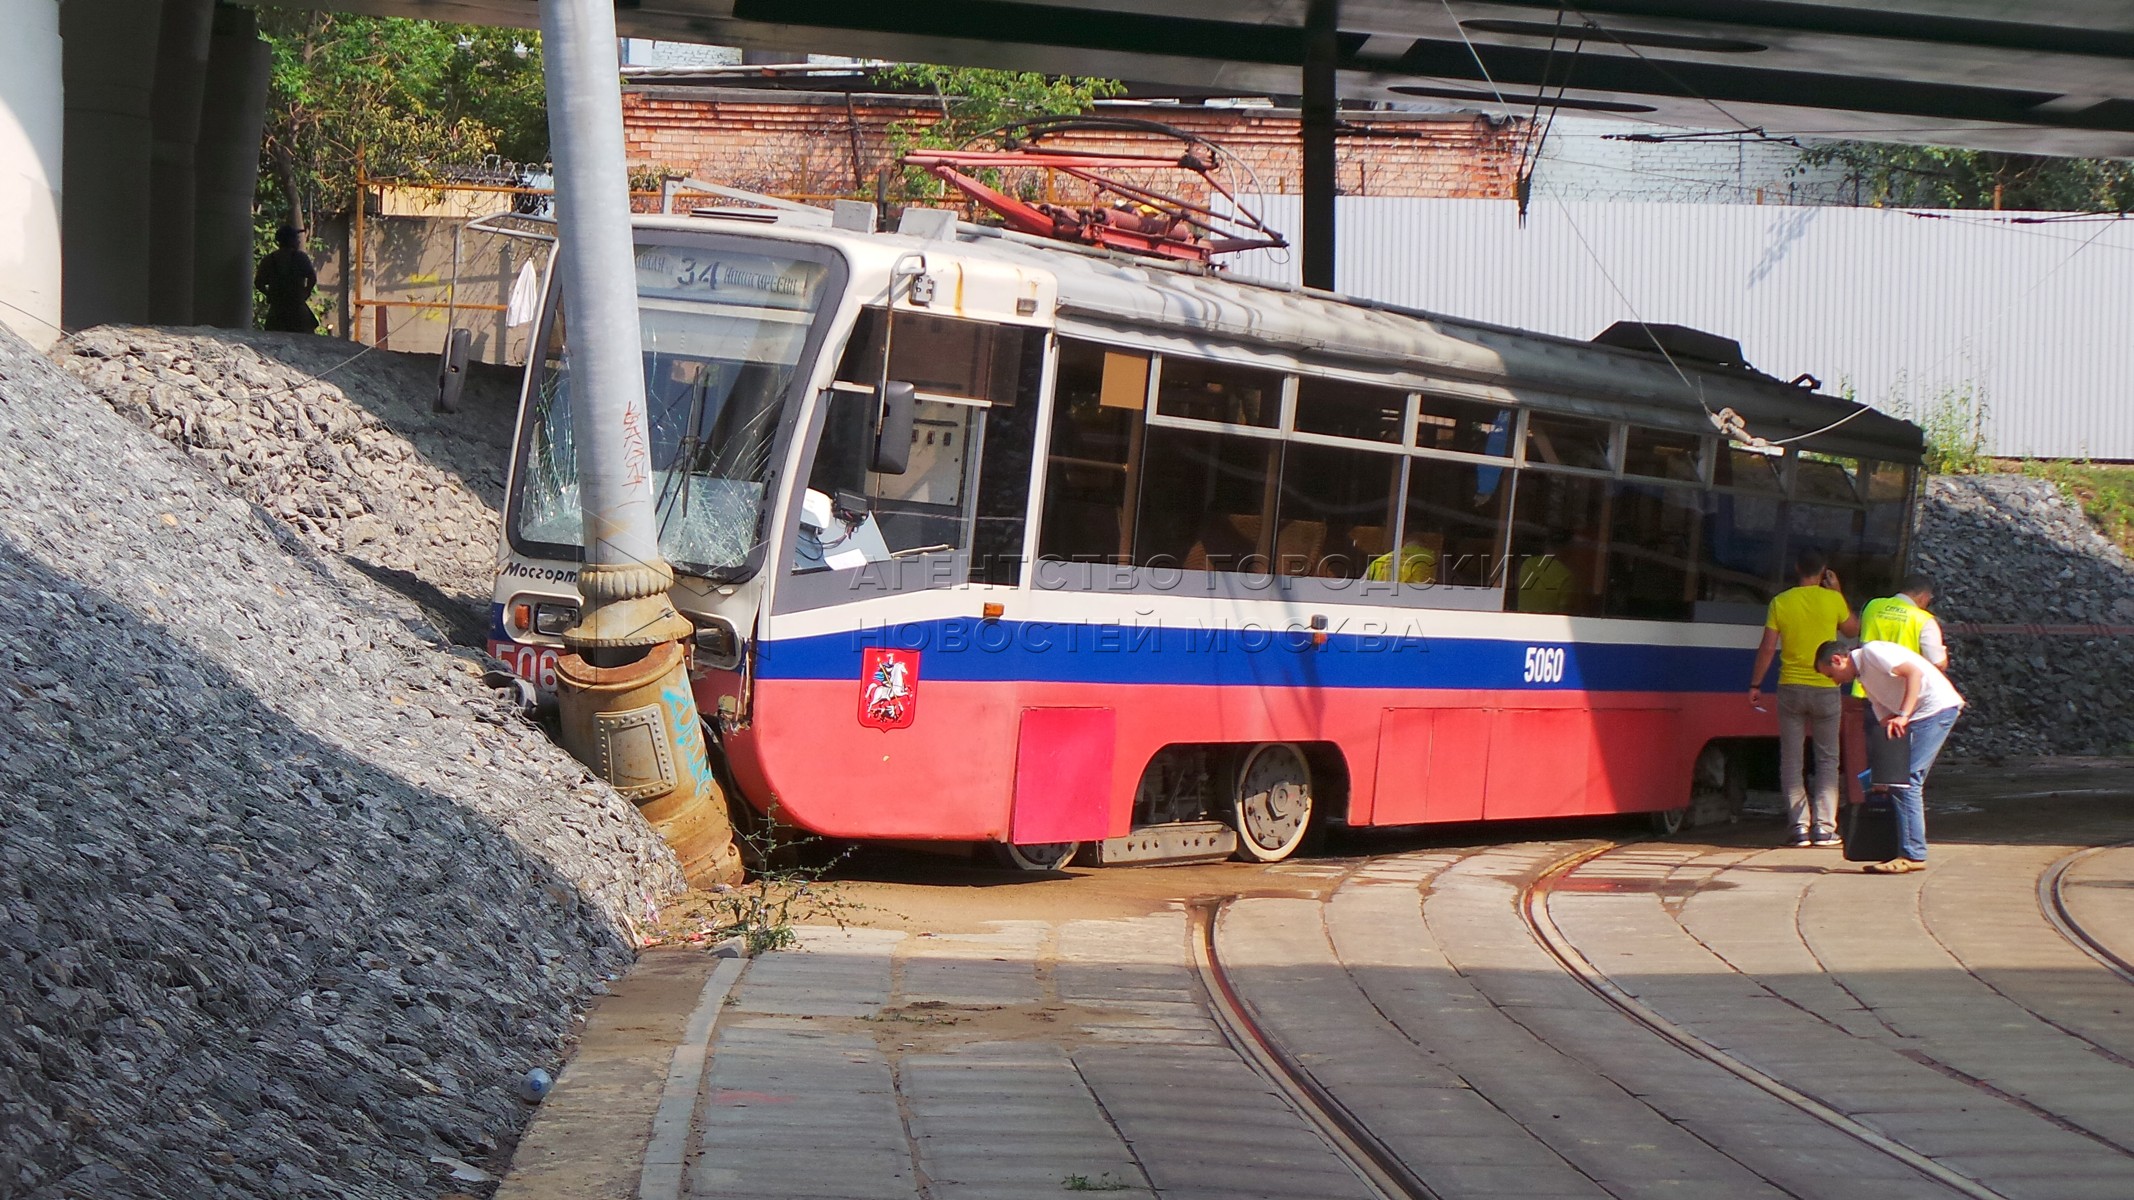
148 0 215 325
61 0 164 331
0 0 65 346
192 4 270 329
1300 0 1338 292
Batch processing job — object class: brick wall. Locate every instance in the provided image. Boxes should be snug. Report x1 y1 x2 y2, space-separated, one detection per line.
620 89 1531 207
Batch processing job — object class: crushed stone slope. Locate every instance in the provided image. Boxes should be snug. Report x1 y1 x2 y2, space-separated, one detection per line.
54 327 521 638
1914 475 2134 758
0 325 682 1199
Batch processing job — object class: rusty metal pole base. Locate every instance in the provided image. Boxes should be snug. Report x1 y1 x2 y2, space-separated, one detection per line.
555 640 745 888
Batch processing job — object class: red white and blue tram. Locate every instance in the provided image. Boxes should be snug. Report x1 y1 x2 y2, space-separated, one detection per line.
490 200 1921 868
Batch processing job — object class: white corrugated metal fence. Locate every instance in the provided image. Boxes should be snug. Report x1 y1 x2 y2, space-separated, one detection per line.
1226 198 2134 460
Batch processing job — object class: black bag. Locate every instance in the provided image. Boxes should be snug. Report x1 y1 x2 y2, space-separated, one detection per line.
1844 793 1903 862
1867 718 1912 787
1847 717 1911 862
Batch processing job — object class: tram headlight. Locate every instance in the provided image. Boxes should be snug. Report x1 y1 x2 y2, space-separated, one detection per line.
533 603 578 637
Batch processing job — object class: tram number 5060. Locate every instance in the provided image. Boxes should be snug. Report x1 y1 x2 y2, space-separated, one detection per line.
1523 645 1567 684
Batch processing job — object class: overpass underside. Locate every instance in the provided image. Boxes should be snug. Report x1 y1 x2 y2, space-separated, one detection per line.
315 0 2134 160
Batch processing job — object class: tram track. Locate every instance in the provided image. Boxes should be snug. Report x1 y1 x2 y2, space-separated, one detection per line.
2040 843 2134 987
1185 832 2134 1200
1521 841 2013 1200
1187 897 1438 1200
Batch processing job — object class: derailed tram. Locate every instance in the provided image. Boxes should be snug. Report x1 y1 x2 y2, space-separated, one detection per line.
489 200 1922 869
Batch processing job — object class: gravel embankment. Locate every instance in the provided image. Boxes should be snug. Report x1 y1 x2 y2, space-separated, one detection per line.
0 325 682 1199
53 327 522 643
1913 475 2134 759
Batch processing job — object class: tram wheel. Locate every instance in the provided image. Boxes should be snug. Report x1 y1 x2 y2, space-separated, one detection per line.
1231 743 1315 863
1649 805 1690 838
990 842 1081 872
1686 742 1746 830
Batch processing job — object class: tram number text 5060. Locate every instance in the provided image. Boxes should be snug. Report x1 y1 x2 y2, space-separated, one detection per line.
1523 645 1567 684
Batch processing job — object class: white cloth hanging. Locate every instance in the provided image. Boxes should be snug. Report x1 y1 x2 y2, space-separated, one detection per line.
504 261 542 327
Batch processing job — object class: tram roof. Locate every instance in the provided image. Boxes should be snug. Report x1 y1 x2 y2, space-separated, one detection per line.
642 209 1925 465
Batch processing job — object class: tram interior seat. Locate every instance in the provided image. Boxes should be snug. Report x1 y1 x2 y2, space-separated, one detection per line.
1180 515 1329 576
1183 513 1261 573
1322 524 1388 578
1274 519 1326 576
1042 497 1130 563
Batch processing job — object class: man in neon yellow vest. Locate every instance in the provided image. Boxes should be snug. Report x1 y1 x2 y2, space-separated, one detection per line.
1844 575 1946 807
1857 575 1946 682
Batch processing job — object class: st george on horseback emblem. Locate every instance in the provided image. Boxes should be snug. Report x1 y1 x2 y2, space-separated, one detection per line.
859 647 918 730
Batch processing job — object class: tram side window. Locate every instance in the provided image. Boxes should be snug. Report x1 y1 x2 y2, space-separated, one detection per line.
1277 443 1401 578
1788 500 1870 602
1507 471 1607 614
1138 425 1280 572
1794 453 1860 504
1604 482 1700 620
1526 413 1615 472
794 389 977 566
1038 342 1146 563
794 312 1028 574
834 309 1021 403
1623 427 1706 483
1294 377 1404 443
1701 490 1786 605
1856 460 1912 598
967 331 1048 585
1401 456 1511 587
1416 394 1514 457
1154 358 1282 427
1715 445 1784 493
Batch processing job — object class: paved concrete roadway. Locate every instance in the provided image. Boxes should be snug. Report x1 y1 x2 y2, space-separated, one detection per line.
685 915 1380 1200
498 764 2134 1200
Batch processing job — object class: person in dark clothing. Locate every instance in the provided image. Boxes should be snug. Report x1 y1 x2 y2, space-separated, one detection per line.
255 226 319 334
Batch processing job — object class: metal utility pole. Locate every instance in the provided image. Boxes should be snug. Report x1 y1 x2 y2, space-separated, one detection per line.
1301 0 1339 292
539 0 742 886
540 0 684 649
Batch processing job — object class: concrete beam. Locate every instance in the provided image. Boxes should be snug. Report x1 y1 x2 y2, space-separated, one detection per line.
1301 0 1336 292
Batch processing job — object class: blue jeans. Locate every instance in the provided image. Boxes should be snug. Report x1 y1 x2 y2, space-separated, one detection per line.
1885 706 1960 862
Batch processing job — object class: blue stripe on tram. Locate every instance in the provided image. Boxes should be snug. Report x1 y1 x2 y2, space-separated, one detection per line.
756 618 1752 692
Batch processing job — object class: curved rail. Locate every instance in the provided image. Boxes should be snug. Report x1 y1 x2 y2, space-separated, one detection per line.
2039 844 2134 987
1522 843 2011 1200
1186 901 1436 1200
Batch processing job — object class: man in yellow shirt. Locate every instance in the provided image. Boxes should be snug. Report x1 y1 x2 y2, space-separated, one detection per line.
1748 549 1860 847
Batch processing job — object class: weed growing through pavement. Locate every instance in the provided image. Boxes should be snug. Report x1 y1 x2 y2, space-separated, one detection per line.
864 1000 966 1028
1059 1173 1133 1192
648 807 863 955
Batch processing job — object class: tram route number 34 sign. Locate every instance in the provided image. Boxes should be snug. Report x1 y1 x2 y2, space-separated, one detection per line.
859 647 919 730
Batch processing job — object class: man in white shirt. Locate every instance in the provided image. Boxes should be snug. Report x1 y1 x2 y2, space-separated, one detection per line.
1815 640 1965 874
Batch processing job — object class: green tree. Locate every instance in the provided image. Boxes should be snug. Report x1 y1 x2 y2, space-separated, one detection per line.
880 65 1123 201
257 10 549 234
1800 143 2134 211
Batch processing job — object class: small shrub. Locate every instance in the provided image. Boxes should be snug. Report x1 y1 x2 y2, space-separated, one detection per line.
1887 376 1991 475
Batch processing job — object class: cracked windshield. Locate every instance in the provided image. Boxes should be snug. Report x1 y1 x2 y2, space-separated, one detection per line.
514 240 836 575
